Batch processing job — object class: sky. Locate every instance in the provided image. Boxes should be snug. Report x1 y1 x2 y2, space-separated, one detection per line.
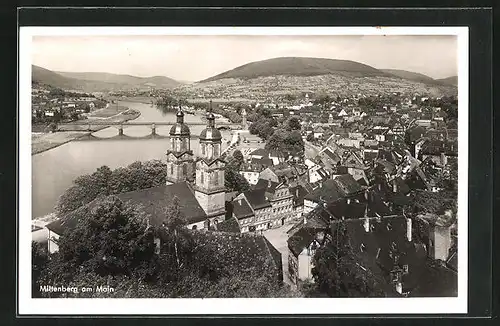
32 35 458 82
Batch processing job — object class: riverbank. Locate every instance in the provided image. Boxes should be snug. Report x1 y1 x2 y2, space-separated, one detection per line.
106 96 153 105
32 107 141 155
32 131 91 155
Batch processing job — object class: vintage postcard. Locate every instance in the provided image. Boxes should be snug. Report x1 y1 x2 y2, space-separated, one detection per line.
19 26 468 315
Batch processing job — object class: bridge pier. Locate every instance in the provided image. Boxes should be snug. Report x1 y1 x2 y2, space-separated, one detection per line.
151 123 156 136
118 125 123 136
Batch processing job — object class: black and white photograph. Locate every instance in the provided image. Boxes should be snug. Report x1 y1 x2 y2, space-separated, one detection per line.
19 26 468 315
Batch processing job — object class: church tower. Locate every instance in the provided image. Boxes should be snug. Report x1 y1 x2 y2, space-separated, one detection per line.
194 101 226 219
165 105 194 185
241 107 247 130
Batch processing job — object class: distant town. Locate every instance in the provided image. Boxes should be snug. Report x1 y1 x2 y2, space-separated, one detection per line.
31 56 459 299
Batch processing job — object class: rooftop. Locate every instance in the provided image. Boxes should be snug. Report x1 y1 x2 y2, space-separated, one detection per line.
116 182 207 226
243 188 272 210
232 197 255 220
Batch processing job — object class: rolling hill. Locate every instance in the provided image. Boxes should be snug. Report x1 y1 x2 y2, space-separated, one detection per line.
436 76 458 87
200 57 394 83
32 65 181 92
381 69 439 84
56 71 181 89
32 65 82 90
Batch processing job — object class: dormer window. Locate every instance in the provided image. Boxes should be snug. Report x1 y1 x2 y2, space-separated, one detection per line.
387 223 393 231
360 243 366 253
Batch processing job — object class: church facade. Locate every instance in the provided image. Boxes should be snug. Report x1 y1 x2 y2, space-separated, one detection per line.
164 101 227 228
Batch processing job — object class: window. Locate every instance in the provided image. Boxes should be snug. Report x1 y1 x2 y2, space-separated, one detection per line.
403 264 409 274
182 164 187 177
201 144 205 156
170 164 174 175
212 171 218 186
200 172 204 184
192 225 197 230
360 243 366 252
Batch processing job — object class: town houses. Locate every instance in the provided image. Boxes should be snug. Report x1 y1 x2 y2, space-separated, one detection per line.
41 90 458 298
31 83 106 125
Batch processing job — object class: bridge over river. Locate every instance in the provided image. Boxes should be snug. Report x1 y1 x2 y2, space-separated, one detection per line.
56 121 242 136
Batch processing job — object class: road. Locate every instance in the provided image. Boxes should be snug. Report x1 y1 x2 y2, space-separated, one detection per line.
304 140 322 159
262 223 296 286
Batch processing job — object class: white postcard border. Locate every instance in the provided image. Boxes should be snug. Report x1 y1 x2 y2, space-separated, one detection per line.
19 26 468 315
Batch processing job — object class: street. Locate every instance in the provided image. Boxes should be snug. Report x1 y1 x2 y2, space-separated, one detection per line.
262 222 296 285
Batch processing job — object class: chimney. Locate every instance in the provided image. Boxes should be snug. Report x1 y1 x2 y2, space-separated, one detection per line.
396 282 403 295
363 217 370 232
406 217 412 242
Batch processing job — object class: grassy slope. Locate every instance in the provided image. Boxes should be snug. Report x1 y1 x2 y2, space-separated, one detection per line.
380 69 439 84
189 74 457 98
56 71 181 88
435 76 458 86
33 65 181 92
200 57 394 82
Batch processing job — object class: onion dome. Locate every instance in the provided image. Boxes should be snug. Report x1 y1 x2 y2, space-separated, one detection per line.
169 105 190 136
199 100 222 141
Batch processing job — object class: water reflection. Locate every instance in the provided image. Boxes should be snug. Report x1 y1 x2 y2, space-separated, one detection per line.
31 101 232 218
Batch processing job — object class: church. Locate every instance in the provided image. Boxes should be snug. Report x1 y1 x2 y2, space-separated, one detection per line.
46 101 229 253
116 100 228 230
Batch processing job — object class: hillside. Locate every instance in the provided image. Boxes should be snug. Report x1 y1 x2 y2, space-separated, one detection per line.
181 74 458 101
200 57 394 83
436 76 458 87
381 69 440 85
32 65 181 92
32 65 82 90
56 71 181 88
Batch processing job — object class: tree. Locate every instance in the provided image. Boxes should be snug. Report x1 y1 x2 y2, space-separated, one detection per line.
56 160 169 215
63 273 168 298
287 117 301 131
162 197 191 270
43 196 157 290
47 122 57 133
32 241 49 298
266 128 304 160
224 164 250 193
232 150 244 167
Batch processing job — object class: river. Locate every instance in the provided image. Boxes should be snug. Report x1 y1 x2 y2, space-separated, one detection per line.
31 100 233 218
